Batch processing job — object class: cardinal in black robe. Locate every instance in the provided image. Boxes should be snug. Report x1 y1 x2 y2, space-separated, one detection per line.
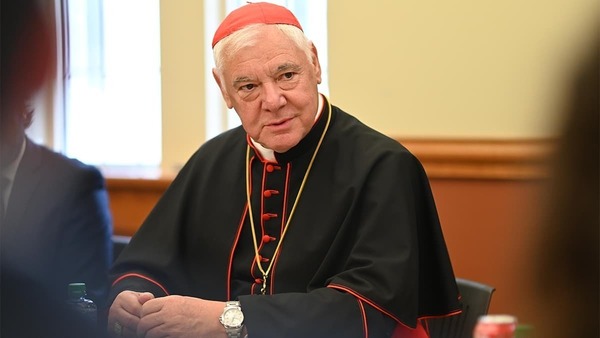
108 3 460 338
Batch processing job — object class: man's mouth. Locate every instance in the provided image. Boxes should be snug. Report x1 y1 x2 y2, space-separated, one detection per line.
267 117 292 127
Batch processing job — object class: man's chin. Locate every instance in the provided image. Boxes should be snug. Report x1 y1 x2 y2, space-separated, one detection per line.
264 138 301 154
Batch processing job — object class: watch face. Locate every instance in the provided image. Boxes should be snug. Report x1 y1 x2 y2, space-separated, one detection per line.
223 307 244 327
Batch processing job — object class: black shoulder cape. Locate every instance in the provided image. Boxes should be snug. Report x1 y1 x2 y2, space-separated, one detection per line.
110 99 460 337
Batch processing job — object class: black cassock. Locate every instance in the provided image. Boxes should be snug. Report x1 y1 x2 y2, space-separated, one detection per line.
110 97 460 338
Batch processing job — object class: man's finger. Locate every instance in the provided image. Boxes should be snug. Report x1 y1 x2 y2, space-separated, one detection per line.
138 292 155 305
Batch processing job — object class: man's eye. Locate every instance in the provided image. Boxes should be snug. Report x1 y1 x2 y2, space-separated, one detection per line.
240 84 256 91
281 72 295 80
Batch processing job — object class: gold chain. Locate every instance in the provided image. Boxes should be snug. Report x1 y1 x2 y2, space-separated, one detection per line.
245 100 332 294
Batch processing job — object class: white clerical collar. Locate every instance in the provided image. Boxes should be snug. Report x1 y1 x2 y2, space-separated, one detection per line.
250 93 324 162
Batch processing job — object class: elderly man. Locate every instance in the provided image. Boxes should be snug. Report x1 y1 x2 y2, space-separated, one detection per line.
108 3 460 338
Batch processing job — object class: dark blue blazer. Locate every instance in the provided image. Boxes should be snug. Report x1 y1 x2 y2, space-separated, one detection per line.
1 138 113 308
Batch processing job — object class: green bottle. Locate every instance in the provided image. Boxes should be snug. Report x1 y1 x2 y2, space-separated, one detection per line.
67 282 97 324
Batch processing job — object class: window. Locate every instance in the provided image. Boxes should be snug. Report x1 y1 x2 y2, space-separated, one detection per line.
62 0 162 167
204 0 329 140
59 0 327 168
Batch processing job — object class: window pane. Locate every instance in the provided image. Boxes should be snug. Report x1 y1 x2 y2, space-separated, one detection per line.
64 0 161 166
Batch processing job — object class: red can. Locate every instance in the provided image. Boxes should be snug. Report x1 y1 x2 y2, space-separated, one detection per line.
473 314 518 338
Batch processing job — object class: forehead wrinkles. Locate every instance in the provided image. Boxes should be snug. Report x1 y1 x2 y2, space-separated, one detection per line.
274 62 302 74
224 27 308 81
230 56 303 87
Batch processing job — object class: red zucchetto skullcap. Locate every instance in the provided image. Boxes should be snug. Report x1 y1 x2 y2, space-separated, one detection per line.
212 2 303 48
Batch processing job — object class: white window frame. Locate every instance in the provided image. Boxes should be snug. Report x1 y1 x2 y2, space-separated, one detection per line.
38 0 326 170
58 0 162 168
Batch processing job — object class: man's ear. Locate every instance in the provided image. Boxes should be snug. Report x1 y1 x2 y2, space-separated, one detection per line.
212 68 233 109
310 43 322 85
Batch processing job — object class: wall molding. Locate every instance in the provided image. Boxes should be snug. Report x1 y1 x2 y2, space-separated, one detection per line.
104 138 555 186
398 138 553 180
104 138 554 235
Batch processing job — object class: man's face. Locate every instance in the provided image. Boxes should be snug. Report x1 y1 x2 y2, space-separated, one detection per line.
214 26 322 153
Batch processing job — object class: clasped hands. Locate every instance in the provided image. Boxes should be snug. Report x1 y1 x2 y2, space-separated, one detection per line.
107 291 227 338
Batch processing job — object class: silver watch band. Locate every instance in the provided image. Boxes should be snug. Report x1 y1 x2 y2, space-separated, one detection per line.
225 324 244 338
225 329 243 338
222 301 244 338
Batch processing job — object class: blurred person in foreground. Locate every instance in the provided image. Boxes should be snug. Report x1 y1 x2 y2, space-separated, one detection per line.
533 31 599 338
1 0 113 321
107 3 460 338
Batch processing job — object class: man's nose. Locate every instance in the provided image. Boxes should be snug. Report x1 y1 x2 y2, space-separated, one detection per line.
261 81 286 112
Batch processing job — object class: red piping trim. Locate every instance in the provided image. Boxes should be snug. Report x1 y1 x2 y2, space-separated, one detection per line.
252 161 272 290
246 153 262 294
247 135 265 163
327 283 462 327
422 319 430 335
247 156 260 292
249 161 268 291
112 273 170 296
247 135 278 164
281 163 291 234
260 161 268 247
416 309 463 321
227 201 249 300
268 162 292 294
357 299 368 338
250 257 260 292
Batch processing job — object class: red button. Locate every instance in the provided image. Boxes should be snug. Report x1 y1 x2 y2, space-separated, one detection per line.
266 164 274 172
255 278 263 284
262 235 275 243
263 190 279 197
262 214 271 221
263 190 279 198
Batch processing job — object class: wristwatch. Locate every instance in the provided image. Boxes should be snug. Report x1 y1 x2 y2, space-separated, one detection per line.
219 301 245 338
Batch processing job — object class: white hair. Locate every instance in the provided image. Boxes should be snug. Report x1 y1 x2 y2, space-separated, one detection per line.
213 23 313 78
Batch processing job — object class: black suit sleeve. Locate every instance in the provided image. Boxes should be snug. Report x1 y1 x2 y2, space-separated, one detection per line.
56 166 113 309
